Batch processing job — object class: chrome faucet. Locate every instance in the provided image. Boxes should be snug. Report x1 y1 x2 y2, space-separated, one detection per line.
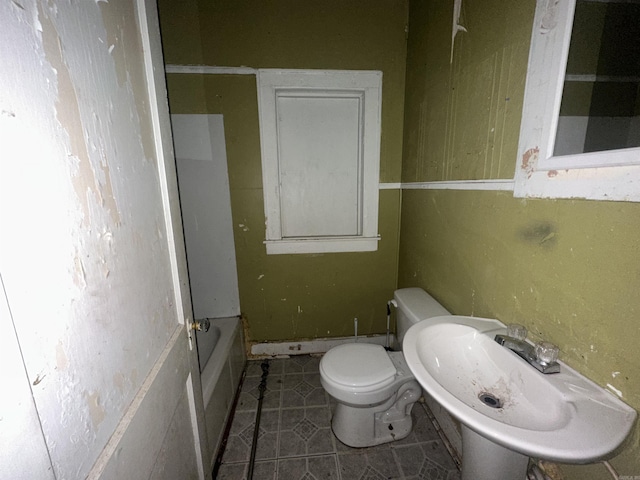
494 325 560 374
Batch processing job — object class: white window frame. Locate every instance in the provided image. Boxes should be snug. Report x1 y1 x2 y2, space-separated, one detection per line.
514 0 640 202
257 69 382 254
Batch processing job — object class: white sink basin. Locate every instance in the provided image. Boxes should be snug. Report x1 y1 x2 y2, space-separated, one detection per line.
403 315 636 466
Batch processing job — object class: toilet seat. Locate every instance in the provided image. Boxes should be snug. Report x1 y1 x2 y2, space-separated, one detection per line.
320 343 397 394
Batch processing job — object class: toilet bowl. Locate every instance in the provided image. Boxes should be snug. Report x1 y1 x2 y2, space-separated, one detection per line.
320 343 421 447
319 287 450 448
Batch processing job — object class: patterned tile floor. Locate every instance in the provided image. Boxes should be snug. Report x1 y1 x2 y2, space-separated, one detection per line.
217 355 461 480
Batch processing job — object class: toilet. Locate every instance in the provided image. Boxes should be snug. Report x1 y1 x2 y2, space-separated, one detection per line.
319 287 450 447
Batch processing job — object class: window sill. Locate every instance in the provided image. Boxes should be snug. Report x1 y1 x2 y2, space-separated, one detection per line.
264 237 380 255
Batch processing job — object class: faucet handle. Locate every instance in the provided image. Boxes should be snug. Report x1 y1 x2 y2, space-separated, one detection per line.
507 324 528 341
535 341 559 365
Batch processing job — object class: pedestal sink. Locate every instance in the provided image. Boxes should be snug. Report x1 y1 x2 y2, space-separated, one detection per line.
403 315 637 480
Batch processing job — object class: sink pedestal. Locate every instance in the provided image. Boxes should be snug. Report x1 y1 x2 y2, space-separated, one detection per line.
462 425 529 480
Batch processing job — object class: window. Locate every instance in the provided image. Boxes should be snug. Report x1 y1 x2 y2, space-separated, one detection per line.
257 69 382 254
514 0 640 202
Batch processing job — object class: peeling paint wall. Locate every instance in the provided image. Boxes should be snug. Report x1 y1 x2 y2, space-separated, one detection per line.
402 0 530 182
158 0 408 342
399 0 640 477
0 1 181 477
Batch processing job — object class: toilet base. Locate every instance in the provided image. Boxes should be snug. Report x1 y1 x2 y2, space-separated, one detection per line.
331 380 421 448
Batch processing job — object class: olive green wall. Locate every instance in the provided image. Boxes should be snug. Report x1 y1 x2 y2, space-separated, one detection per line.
399 0 640 478
402 0 529 182
159 1 409 342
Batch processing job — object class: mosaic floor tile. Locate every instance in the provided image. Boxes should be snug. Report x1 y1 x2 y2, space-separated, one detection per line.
217 355 460 480
418 457 449 480
282 373 329 408
217 460 277 480
279 406 334 458
277 454 339 479
338 447 401 480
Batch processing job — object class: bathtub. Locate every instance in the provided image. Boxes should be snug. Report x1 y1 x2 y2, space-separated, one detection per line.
196 317 245 469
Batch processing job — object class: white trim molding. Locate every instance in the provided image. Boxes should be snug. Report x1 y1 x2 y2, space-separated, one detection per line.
401 179 515 191
257 69 383 255
378 180 515 191
263 236 381 255
165 65 257 75
514 0 640 202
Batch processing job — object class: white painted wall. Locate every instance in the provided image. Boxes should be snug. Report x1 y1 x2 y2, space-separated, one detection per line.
172 114 240 320
0 1 207 478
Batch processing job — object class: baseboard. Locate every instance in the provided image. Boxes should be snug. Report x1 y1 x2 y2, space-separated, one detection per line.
249 334 395 357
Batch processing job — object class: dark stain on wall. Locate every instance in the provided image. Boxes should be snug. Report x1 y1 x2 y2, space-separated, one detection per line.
517 221 558 249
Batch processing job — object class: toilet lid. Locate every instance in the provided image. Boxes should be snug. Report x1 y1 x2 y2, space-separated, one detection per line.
321 343 396 388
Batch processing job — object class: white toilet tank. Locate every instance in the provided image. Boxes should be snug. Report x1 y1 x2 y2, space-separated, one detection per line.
394 288 450 348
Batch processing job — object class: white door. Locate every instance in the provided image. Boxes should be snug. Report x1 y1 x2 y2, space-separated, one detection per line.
0 1 209 479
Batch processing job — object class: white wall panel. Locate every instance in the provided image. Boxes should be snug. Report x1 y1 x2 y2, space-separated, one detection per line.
172 114 240 320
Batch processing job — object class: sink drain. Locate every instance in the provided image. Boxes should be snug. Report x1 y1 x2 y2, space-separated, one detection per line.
478 392 503 409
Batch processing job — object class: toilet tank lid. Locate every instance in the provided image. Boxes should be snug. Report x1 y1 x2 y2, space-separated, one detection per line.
394 287 449 321
320 343 396 388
